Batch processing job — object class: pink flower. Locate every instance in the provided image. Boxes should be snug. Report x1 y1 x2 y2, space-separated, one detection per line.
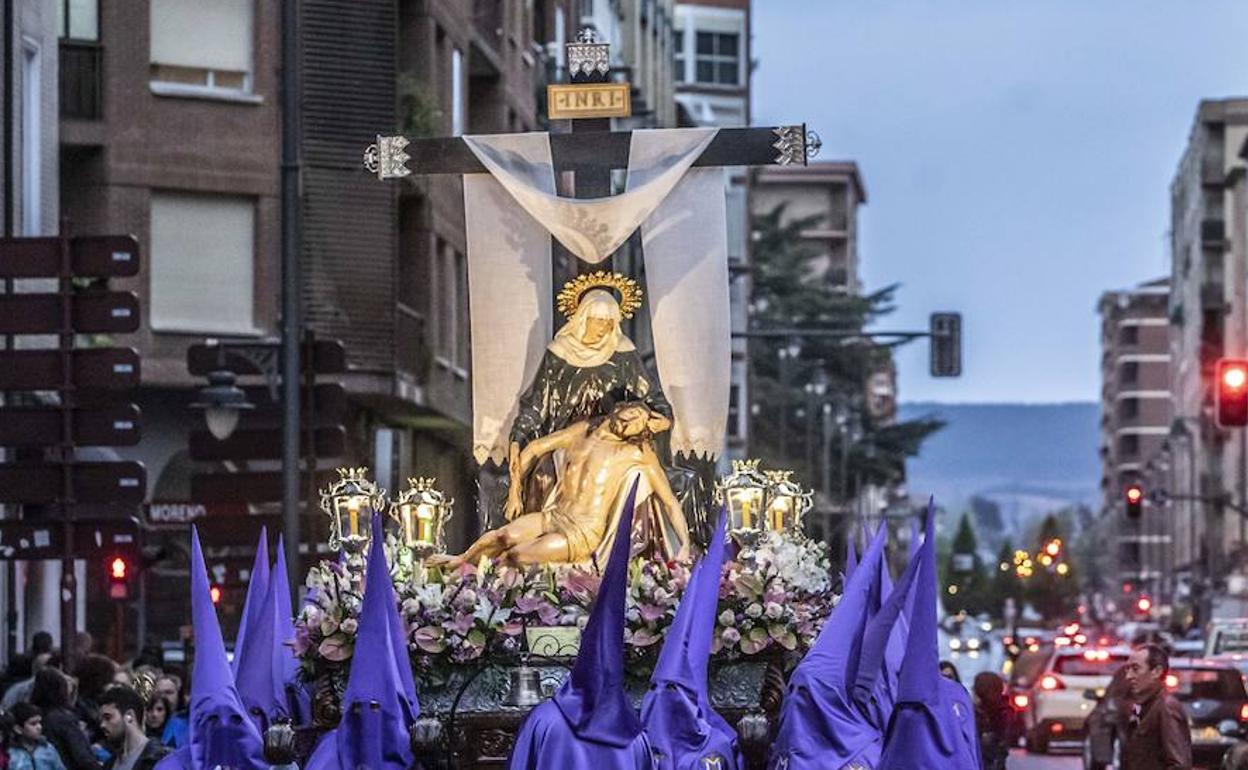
629 628 661 647
413 626 447 653
637 603 666 623
318 635 352 662
721 627 741 645
446 613 474 635
501 620 525 636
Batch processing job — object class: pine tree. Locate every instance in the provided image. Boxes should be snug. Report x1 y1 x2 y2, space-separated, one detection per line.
941 512 989 615
746 202 943 500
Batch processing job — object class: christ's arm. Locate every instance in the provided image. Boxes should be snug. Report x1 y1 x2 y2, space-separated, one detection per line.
505 424 583 519
642 452 691 559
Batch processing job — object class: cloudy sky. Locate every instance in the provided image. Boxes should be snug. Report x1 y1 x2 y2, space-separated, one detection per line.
752 1 1248 403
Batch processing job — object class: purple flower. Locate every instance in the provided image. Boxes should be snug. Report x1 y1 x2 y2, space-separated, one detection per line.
446 613 474 635
721 627 741 645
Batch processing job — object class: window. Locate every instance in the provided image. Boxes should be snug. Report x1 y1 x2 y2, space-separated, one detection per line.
1120 361 1139 385
451 48 465 136
673 28 685 83
727 382 740 438
59 0 99 41
21 42 41 237
695 31 738 85
1118 434 1140 458
150 192 256 334
150 0 254 97
433 240 468 375
1119 325 1139 346
1119 398 1140 420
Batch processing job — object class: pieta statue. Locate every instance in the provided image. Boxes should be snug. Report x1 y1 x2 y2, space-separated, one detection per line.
446 271 705 568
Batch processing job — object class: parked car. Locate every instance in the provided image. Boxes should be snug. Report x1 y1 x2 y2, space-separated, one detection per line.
1083 658 1248 770
1023 646 1130 754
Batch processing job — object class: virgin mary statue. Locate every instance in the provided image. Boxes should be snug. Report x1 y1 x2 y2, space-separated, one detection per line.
507 274 684 534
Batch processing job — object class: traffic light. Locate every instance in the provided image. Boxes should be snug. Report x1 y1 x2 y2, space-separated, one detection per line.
930 313 962 378
1125 484 1143 520
108 556 129 600
1136 596 1153 615
209 585 222 606
1216 358 1248 428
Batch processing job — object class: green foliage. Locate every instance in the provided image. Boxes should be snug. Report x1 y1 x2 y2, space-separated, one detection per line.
941 512 990 616
1026 514 1080 621
397 73 443 138
986 539 1023 622
747 202 943 497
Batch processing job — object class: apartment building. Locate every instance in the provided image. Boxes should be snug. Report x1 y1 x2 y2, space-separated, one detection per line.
1097 279 1172 597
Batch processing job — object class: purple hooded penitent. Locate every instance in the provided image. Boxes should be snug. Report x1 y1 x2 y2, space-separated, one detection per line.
852 516 922 734
767 521 888 770
235 533 298 733
875 499 982 770
153 527 267 770
641 510 741 770
232 526 270 677
507 478 654 770
306 514 419 770
271 536 313 725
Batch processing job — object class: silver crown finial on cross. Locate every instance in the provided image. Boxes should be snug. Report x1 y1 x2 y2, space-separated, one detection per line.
567 27 610 79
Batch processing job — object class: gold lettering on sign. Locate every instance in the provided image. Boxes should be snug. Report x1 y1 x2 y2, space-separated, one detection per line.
547 83 632 120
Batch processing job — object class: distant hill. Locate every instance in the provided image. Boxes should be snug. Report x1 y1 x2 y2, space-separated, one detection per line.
898 402 1101 522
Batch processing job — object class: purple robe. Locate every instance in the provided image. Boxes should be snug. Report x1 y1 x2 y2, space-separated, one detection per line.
642 511 742 770
767 523 889 770
507 479 654 770
306 514 419 770
875 500 982 770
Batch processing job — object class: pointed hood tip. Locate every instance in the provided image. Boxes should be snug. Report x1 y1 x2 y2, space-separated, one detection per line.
897 497 939 704
557 476 643 746
232 526 271 676
652 508 728 692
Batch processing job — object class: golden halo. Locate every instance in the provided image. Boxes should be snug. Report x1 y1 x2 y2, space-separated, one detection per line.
557 271 643 320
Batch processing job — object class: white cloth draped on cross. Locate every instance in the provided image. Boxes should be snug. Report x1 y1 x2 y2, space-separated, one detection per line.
461 127 730 465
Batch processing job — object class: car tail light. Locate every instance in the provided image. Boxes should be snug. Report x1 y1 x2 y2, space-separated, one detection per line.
1050 723 1064 734
1040 675 1064 691
1165 674 1179 690
1240 703 1248 722
1012 693 1030 710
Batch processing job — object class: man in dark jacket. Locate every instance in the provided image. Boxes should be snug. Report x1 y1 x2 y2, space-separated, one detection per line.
98 686 168 770
1121 644 1192 770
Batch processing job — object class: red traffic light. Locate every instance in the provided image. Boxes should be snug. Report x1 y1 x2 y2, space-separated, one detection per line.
1217 359 1248 428
108 556 129 601
1125 484 1144 519
1137 596 1153 613
209 585 222 605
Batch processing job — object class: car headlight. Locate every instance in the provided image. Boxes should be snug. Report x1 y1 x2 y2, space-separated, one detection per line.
967 638 981 650
949 639 962 650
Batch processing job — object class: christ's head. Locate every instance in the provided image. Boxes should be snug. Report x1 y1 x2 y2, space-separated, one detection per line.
608 402 653 441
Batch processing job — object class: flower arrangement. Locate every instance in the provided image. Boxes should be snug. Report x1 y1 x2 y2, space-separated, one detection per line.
293 530 836 688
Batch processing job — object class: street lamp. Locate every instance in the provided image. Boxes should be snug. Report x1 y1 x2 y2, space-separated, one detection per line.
190 370 254 440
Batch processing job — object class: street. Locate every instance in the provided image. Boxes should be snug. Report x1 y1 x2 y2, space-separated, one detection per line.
1008 750 1080 769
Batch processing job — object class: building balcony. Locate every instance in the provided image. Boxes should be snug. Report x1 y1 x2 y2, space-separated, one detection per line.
60 40 103 121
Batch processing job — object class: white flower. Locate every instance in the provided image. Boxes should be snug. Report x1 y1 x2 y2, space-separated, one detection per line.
764 602 784 620
718 610 735 627
746 603 763 619
340 618 358 635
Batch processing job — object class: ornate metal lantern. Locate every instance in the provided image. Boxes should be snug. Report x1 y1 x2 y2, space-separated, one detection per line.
716 459 770 540
763 470 813 533
319 467 387 555
389 477 453 559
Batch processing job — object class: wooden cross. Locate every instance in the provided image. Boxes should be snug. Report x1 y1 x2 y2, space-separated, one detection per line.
364 29 820 275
